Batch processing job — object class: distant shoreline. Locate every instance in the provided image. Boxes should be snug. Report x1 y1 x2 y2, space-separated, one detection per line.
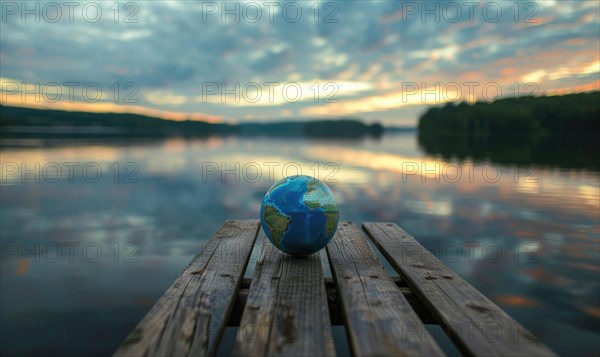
0 104 387 139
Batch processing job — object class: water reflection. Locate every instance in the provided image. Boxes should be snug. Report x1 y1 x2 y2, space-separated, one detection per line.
1 133 598 356
418 129 600 171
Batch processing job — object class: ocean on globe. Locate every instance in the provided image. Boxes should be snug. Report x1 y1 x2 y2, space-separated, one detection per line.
260 175 339 257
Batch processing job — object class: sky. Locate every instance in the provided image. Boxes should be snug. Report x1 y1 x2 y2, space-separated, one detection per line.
1 0 599 125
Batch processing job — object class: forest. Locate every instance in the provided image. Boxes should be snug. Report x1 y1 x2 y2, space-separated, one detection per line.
417 92 600 169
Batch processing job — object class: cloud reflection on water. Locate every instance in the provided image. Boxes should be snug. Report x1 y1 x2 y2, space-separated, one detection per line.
0 134 598 355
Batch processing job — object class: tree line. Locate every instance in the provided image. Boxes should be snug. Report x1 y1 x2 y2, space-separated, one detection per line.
417 92 600 169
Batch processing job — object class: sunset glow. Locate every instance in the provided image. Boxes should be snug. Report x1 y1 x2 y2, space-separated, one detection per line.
1 1 598 125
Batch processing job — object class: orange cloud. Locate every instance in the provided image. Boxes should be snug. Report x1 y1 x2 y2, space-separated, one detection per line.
546 80 600 95
16 259 29 276
493 295 541 307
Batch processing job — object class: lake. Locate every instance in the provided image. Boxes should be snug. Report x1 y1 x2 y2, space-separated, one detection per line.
1 133 599 356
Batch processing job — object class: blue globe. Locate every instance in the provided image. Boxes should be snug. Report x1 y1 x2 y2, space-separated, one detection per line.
260 175 339 256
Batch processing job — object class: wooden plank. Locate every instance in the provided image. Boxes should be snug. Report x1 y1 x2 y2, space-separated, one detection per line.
233 232 335 357
363 222 557 357
327 222 445 356
232 277 437 328
115 220 260 357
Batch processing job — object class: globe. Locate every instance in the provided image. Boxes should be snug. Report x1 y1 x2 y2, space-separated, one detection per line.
260 175 339 257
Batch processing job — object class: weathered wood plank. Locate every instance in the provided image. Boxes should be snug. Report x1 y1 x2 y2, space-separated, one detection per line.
233 232 335 357
230 277 437 328
115 219 260 357
363 222 556 357
327 222 445 356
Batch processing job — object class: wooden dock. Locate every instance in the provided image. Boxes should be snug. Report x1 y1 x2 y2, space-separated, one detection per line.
114 220 556 357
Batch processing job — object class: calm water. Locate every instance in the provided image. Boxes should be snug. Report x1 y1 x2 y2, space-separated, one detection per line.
1 133 599 356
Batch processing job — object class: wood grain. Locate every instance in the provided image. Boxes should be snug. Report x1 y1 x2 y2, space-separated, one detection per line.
327 222 445 356
114 220 260 357
233 232 335 357
363 222 556 357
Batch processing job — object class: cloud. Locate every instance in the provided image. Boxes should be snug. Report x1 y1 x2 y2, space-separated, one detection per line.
193 80 373 107
0 0 597 125
144 90 188 106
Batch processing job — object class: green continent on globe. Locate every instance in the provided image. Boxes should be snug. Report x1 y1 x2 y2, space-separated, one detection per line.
304 200 337 211
263 205 291 246
304 200 322 210
325 212 339 238
302 196 338 238
306 180 318 193
321 202 338 212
